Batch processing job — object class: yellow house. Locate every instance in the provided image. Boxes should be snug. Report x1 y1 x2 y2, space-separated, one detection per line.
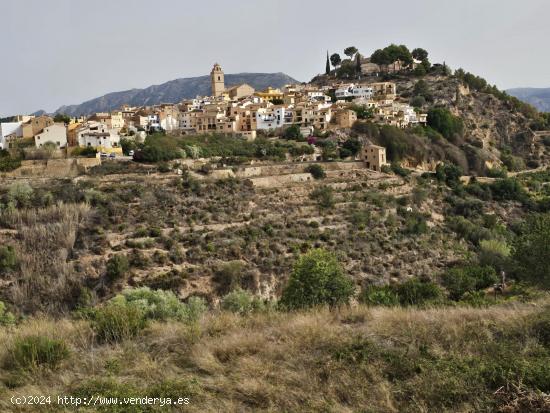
362 144 389 171
335 109 357 128
254 87 284 102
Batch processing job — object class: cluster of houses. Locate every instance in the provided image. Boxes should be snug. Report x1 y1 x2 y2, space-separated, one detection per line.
0 64 426 170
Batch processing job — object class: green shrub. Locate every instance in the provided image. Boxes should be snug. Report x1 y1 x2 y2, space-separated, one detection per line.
213 261 246 294
280 249 354 309
105 255 129 282
283 124 303 140
129 249 150 268
90 303 148 343
488 178 529 203
221 288 266 314
110 287 206 323
391 163 411 177
134 134 185 162
305 164 326 179
71 146 97 157
442 265 497 300
310 185 335 209
403 212 428 235
478 239 510 270
427 108 464 142
513 213 550 288
361 285 399 306
8 182 34 207
486 167 507 178
0 151 22 172
435 163 463 187
394 278 443 306
0 301 15 326
7 335 69 369
0 245 18 273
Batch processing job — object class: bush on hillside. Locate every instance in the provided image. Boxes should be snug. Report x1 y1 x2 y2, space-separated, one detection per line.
310 186 335 209
361 285 400 306
427 108 464 142
90 302 148 344
361 278 443 307
391 163 411 177
105 255 129 282
513 213 550 289
283 124 303 140
478 239 511 270
441 265 497 300
134 135 185 162
221 288 267 315
109 288 206 323
435 163 463 187
8 182 34 208
0 301 15 326
6 335 69 369
0 245 18 274
280 249 354 309
0 150 22 172
394 278 443 306
305 164 326 179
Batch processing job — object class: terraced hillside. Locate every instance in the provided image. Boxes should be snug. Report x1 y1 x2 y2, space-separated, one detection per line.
1 158 541 311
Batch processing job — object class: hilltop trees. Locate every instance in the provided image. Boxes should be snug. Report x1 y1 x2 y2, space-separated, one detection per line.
330 53 342 68
371 44 413 71
370 48 392 69
344 46 358 59
412 47 429 61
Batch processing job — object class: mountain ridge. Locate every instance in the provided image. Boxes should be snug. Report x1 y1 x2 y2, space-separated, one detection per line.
54 72 300 116
506 87 550 112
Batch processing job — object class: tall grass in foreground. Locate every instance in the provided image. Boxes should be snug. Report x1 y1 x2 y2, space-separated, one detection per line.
0 300 548 412
1 203 90 313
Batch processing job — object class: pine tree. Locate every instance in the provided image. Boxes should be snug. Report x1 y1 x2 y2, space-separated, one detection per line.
325 51 330 75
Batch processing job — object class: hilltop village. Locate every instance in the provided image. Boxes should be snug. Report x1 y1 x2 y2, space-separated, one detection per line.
0 58 432 173
1 42 550 412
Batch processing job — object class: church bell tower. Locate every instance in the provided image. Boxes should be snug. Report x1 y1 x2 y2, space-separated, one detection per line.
211 63 225 97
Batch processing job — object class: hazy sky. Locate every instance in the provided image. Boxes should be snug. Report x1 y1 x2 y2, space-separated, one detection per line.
1 0 549 115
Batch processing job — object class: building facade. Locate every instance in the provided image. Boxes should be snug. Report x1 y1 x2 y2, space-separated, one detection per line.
211 63 225 97
362 144 389 171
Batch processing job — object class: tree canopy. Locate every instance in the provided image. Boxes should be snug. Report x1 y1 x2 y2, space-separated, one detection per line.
280 249 354 309
344 46 358 59
427 108 464 141
330 53 342 67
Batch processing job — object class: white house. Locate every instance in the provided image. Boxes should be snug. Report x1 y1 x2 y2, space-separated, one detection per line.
0 122 23 149
256 107 288 130
335 84 373 100
77 121 120 149
335 85 354 99
34 123 67 148
160 114 179 131
147 114 161 131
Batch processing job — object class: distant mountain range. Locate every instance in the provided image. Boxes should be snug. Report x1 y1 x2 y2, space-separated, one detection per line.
506 88 550 112
53 72 299 116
